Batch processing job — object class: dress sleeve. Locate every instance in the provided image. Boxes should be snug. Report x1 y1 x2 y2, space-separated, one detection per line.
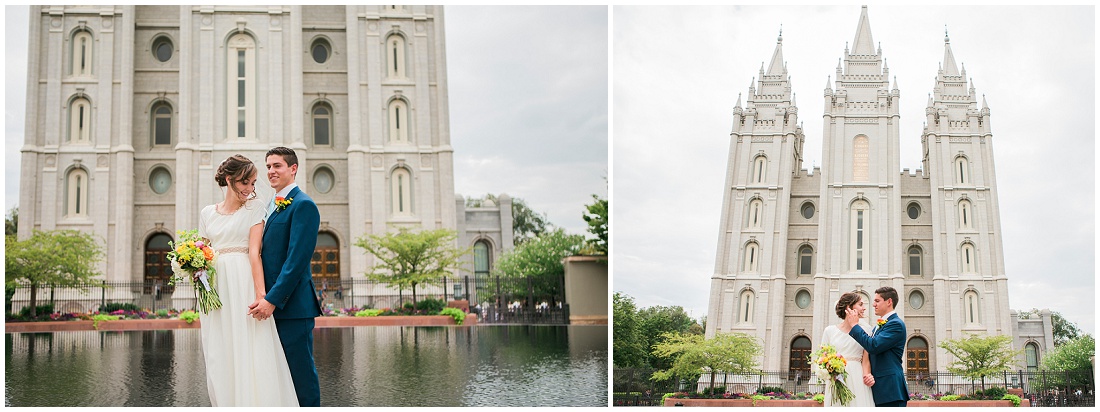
250 200 266 227
198 207 208 238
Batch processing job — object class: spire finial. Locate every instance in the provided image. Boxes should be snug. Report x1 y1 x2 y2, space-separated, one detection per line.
779 24 783 42
945 25 950 43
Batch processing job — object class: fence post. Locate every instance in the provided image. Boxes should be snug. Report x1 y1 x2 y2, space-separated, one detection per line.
464 276 470 302
100 280 106 310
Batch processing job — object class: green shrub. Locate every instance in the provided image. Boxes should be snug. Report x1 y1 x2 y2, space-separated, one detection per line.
983 386 1007 399
155 309 169 318
178 310 200 324
415 298 446 312
756 386 786 395
355 309 382 317
403 302 415 310
812 393 824 403
1002 394 1022 407
18 303 54 319
91 314 120 330
661 393 676 404
940 394 961 401
700 386 726 396
98 302 142 313
439 307 466 325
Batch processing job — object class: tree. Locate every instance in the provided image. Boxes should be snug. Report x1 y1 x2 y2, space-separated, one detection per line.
465 194 552 245
5 207 17 236
1038 335 1094 390
1017 308 1082 346
939 334 1023 388
638 305 701 371
613 292 648 368
355 228 468 308
580 194 607 255
651 332 762 386
6 230 104 317
489 229 583 303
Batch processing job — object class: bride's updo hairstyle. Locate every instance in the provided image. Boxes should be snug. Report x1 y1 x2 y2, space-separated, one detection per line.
215 155 257 200
835 292 861 319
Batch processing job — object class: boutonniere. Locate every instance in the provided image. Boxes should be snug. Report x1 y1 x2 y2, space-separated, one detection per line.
877 318 888 327
275 196 293 212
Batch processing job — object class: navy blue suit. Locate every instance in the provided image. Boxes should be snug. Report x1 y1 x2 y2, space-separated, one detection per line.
849 313 910 407
262 186 322 407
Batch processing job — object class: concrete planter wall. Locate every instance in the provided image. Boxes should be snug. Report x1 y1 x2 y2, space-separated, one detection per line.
6 314 478 333
909 399 1030 407
663 398 822 407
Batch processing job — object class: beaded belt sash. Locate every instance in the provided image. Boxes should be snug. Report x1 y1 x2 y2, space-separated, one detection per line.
217 246 249 255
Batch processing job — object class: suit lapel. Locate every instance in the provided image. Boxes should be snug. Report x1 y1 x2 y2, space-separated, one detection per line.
262 187 300 238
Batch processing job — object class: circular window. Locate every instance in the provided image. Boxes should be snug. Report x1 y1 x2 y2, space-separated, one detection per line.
909 290 925 310
795 290 811 309
907 203 921 220
314 167 334 194
153 37 173 62
801 202 815 219
150 167 172 194
311 39 330 64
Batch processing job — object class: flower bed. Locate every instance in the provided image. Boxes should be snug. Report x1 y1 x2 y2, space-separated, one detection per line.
663 398 821 407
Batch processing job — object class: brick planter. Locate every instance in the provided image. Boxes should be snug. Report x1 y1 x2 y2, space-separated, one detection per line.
6 314 477 333
663 398 822 407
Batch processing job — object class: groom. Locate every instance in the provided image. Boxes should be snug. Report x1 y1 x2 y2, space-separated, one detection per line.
248 146 323 407
843 286 910 407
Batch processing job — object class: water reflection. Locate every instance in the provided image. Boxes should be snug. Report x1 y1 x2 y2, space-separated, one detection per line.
6 325 607 407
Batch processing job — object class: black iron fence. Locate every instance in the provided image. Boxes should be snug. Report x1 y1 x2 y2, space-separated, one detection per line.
7 274 570 325
613 368 1095 407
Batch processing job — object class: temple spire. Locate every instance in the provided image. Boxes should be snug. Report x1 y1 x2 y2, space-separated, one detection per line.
851 5 875 55
766 27 785 75
943 27 960 76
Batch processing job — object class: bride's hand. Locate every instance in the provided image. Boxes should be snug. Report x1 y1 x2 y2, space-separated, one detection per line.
863 373 875 387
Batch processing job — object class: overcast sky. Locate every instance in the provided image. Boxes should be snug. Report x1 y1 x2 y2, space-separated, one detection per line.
614 5 1095 336
3 5 608 237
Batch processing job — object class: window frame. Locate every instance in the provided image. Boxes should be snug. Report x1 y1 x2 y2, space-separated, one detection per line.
312 103 333 146
387 34 407 79
798 245 813 276
151 102 173 146
69 97 93 144
226 33 256 141
391 167 413 215
743 242 759 273
65 168 90 218
908 245 923 276
752 156 767 184
849 200 870 272
738 289 755 324
71 30 94 77
389 99 409 143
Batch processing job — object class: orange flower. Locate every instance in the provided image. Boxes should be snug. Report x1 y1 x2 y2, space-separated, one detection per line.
202 247 214 260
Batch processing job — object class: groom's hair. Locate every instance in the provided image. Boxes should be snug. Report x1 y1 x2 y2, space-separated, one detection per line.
875 286 899 309
266 146 299 170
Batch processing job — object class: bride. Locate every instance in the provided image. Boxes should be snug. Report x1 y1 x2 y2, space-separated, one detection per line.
819 292 876 407
197 155 298 406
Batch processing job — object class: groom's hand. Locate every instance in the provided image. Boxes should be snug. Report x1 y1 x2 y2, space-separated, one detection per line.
247 298 276 321
863 373 875 387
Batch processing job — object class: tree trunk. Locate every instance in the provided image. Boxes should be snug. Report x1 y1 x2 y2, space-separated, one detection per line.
28 283 38 318
412 282 418 309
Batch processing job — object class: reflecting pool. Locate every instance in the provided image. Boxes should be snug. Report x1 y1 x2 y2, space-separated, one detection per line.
5 325 608 407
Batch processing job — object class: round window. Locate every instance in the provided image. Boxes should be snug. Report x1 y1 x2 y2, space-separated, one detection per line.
153 37 173 62
150 167 172 194
314 167 334 194
801 202 815 219
907 203 921 219
909 290 925 310
795 290 811 309
311 39 330 64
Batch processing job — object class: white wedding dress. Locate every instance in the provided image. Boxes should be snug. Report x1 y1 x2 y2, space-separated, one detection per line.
820 324 876 407
198 199 298 406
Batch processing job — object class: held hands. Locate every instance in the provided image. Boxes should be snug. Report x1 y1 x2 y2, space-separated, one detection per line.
863 373 875 387
247 298 276 321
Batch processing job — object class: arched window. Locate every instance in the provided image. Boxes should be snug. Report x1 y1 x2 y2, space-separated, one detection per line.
798 245 813 276
906 337 929 379
800 202 815 219
795 289 811 309
144 233 175 294
1025 343 1039 371
743 242 759 273
312 103 332 146
227 33 256 140
389 99 409 143
738 289 755 324
311 232 340 285
789 336 812 379
963 290 981 325
387 34 407 79
151 102 172 146
746 199 763 229
853 135 869 182
473 240 491 277
908 245 923 276
850 200 869 272
956 156 970 185
391 168 412 215
149 167 172 195
961 243 976 273
152 36 173 62
908 290 925 310
65 168 89 218
907 202 921 220
71 30 94 77
958 199 973 230
310 38 331 64
313 166 334 194
752 156 767 183
69 97 92 143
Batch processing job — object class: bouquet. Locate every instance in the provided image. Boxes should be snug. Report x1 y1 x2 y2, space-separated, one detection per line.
166 229 223 314
808 344 854 406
